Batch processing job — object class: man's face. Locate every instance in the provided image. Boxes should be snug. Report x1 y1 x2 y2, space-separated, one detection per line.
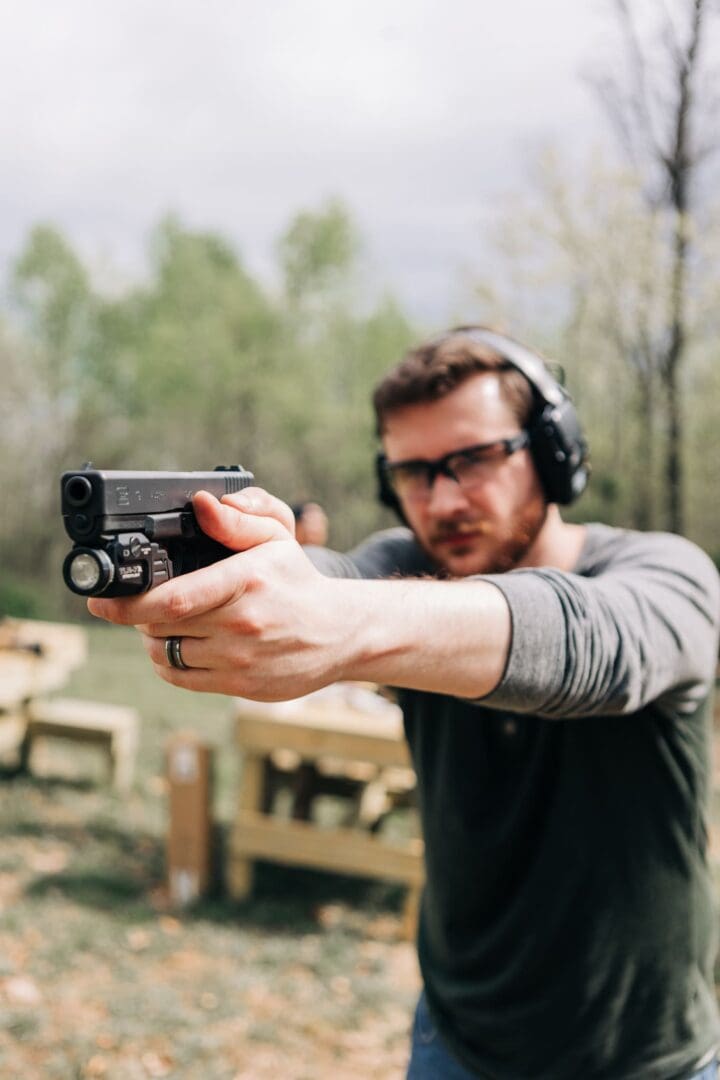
381 373 547 577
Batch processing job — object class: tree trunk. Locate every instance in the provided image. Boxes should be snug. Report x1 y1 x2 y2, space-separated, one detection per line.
634 370 655 530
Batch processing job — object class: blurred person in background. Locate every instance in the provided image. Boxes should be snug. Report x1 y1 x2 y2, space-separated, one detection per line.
291 501 329 547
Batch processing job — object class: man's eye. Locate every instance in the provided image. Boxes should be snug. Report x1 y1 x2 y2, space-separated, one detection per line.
393 464 427 486
461 447 497 466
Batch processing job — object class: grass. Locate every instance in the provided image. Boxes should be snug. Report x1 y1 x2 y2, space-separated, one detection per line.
0 624 420 1079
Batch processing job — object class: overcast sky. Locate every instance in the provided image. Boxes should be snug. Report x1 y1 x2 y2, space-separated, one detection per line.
0 0 701 322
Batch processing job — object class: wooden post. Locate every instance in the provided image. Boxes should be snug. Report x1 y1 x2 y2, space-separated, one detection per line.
166 733 213 906
226 750 265 900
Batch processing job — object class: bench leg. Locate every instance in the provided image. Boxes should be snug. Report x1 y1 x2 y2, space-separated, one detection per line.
17 728 32 775
402 884 421 942
111 731 137 792
227 752 265 900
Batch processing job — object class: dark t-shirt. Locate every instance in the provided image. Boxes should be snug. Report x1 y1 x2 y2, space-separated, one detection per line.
308 523 720 1079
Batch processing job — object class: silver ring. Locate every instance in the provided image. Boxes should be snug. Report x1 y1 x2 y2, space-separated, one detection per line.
165 636 189 671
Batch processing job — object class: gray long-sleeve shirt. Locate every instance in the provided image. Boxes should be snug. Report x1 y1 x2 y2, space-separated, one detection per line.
309 523 720 1079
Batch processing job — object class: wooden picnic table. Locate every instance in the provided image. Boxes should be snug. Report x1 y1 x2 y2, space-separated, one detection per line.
0 619 139 790
227 684 424 939
0 618 88 713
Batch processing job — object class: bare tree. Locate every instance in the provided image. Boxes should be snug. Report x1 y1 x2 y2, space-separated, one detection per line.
592 0 717 532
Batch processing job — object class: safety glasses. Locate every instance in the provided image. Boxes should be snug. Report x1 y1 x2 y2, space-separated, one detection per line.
383 431 530 502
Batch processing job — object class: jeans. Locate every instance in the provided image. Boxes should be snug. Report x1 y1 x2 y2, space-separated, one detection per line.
406 992 719 1079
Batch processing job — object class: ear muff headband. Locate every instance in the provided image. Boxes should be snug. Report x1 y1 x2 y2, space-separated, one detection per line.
376 326 589 515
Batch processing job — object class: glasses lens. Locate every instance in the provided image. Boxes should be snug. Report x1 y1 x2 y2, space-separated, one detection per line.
387 462 431 500
386 436 525 501
451 443 507 487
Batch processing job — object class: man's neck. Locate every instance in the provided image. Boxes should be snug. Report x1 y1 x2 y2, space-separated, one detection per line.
518 505 587 573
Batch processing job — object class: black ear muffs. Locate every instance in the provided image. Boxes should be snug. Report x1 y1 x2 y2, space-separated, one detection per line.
376 327 589 520
528 396 589 505
375 451 407 523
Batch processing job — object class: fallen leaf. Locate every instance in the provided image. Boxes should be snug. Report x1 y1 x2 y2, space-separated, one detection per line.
3 975 42 1005
141 1051 173 1077
159 916 182 936
83 1055 108 1077
28 849 69 875
126 928 152 952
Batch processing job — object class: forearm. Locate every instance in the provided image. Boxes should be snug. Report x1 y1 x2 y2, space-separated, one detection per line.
86 495 511 703
329 577 511 699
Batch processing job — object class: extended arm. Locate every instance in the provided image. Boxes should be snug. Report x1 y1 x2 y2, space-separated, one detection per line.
87 492 719 717
87 489 511 701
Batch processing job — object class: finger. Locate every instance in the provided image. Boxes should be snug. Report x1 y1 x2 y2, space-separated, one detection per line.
193 490 294 552
142 632 210 671
150 660 229 694
88 552 247 626
220 487 296 534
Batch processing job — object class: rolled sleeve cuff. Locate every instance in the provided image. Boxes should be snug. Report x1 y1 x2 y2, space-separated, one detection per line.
475 569 567 714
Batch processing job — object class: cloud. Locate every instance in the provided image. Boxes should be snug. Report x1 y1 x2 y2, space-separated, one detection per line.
1 0 613 319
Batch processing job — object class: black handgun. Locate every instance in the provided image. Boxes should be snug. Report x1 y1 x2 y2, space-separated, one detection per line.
61 465 255 597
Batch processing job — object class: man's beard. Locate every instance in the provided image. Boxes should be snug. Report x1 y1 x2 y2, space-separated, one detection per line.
425 500 548 577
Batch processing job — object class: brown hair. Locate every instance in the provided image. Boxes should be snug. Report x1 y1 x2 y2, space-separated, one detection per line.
372 326 535 434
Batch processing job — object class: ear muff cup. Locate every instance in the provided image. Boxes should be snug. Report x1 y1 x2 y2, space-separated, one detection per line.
528 398 589 505
376 451 406 522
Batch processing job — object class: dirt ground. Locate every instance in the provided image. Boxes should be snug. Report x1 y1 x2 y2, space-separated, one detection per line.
1 622 422 1080
0 790 422 1079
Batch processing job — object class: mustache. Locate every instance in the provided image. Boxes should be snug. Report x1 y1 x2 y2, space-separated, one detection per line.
429 518 494 543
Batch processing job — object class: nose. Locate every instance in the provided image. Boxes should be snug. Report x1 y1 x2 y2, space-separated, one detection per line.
425 472 471 516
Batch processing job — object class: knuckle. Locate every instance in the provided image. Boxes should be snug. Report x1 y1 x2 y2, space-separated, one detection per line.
236 608 262 637
163 590 192 622
147 638 164 664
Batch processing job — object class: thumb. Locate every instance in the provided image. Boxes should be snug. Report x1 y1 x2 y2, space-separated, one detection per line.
193 490 294 552
221 487 296 534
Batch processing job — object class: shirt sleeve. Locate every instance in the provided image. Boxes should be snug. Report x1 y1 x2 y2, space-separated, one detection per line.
478 530 720 720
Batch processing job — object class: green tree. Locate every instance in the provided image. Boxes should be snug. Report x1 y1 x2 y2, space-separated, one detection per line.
1 208 416 617
278 198 359 307
591 0 718 532
272 201 415 546
468 148 720 545
97 216 281 471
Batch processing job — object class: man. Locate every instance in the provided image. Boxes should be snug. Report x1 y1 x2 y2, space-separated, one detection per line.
88 327 720 1079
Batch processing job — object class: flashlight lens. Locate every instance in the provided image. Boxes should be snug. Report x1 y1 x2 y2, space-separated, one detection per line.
69 552 102 592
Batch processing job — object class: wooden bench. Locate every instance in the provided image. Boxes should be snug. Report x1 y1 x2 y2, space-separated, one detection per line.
21 697 140 791
227 687 424 940
0 618 88 711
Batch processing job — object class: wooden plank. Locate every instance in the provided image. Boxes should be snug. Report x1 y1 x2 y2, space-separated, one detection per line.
23 698 139 791
2 618 87 667
229 809 425 886
233 691 404 740
402 885 422 942
26 697 138 734
0 619 88 710
227 752 266 899
166 734 213 904
0 713 25 756
235 713 411 768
